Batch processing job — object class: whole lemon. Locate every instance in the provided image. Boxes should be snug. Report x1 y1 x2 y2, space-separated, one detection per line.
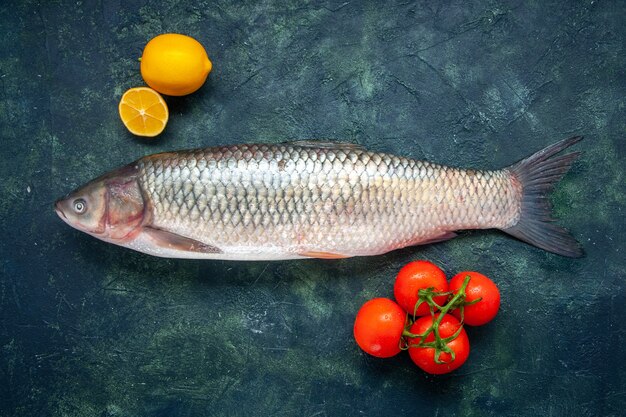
140 33 212 96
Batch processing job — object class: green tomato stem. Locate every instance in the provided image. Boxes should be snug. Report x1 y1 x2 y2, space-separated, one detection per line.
400 275 472 364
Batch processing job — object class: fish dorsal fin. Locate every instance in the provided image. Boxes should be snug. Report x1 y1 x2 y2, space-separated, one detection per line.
284 140 366 151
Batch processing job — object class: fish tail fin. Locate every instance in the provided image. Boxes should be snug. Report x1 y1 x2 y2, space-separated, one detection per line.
503 136 584 257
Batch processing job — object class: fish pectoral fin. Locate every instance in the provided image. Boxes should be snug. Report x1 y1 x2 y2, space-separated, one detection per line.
419 232 458 245
284 140 365 151
298 251 351 259
143 227 222 254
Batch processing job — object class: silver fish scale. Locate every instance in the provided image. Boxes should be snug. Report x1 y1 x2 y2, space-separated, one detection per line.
137 143 520 256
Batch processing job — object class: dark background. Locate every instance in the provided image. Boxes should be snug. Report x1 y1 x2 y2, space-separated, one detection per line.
1 1 625 416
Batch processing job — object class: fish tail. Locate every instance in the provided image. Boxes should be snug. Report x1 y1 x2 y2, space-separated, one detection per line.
503 136 584 257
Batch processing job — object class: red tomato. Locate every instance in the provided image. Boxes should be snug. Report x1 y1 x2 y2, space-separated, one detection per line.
449 271 500 326
394 260 449 316
407 314 470 374
353 298 406 358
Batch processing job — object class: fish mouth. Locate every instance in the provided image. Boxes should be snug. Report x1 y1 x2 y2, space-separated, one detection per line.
54 199 67 220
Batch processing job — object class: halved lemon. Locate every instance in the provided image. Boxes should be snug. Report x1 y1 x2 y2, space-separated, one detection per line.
118 87 169 137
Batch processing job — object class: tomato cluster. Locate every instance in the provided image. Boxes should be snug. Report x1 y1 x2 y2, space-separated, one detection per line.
353 260 500 374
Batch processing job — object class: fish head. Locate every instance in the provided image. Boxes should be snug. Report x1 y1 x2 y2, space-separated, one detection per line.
55 164 146 243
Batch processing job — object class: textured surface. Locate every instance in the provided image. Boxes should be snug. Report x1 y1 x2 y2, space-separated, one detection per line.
139 143 518 258
1 1 625 416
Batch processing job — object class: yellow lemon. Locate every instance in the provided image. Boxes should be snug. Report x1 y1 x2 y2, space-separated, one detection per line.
140 33 212 96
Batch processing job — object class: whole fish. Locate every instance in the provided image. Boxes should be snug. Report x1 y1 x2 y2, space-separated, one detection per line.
55 137 583 260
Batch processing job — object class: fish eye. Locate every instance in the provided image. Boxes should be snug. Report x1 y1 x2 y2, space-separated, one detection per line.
73 198 87 214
